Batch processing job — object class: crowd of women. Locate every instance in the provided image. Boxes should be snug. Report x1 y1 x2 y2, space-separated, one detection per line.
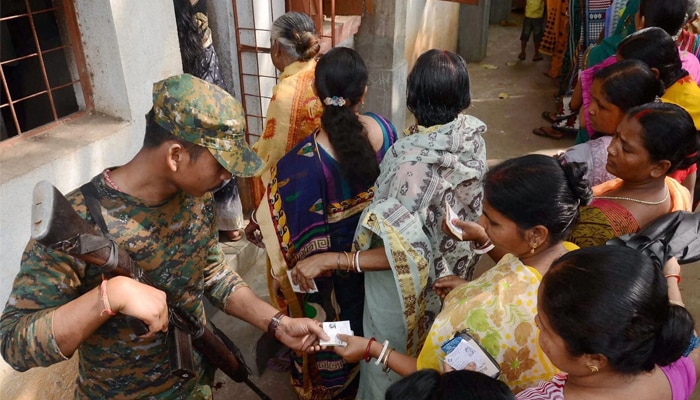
242 6 700 400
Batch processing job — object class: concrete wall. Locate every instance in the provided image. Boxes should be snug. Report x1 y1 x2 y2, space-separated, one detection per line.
405 0 460 70
0 0 181 398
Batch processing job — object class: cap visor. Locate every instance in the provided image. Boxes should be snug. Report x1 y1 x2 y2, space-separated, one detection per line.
210 146 263 177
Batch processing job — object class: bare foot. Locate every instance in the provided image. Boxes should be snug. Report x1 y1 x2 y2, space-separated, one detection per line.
221 230 243 242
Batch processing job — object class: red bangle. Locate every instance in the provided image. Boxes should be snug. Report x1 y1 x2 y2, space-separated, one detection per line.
364 337 376 363
665 274 681 284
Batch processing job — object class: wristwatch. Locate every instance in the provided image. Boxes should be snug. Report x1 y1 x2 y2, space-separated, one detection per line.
267 311 285 337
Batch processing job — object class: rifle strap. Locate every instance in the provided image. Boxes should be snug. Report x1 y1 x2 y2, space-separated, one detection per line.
80 182 110 236
80 182 119 270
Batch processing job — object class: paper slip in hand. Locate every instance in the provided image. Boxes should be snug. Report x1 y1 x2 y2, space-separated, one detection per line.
445 201 463 238
442 336 500 378
286 269 318 293
319 321 353 347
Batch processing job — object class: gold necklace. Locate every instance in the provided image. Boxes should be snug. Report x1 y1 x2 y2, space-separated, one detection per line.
595 187 669 205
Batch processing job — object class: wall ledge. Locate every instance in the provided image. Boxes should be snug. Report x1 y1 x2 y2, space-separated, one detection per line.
0 113 131 185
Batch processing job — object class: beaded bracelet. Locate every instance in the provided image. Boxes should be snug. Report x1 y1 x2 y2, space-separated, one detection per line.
364 337 376 363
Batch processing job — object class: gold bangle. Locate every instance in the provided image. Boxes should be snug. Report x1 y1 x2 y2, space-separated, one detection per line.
343 252 351 272
382 347 394 373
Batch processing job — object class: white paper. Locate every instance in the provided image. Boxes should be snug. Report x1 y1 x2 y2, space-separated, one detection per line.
286 269 318 293
445 200 463 237
443 337 500 378
319 321 354 347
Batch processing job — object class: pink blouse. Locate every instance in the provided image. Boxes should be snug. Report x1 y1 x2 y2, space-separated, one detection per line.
516 357 696 400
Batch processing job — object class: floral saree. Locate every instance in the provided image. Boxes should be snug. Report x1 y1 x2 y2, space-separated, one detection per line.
416 246 577 393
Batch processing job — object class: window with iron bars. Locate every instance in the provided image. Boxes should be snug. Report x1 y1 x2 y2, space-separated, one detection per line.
1 0 91 142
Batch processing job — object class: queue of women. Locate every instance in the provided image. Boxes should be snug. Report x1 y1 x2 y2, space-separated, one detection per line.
244 10 700 400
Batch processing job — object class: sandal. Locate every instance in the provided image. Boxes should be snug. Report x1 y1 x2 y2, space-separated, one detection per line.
267 347 291 372
518 51 526 61
541 111 572 123
532 126 564 139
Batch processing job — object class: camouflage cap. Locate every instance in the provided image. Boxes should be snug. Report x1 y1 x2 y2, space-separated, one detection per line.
151 74 263 177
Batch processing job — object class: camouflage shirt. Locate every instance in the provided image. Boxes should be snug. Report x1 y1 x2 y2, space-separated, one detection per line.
0 172 247 399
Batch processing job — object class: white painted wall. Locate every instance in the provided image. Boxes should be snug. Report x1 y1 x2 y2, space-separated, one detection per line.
0 0 181 397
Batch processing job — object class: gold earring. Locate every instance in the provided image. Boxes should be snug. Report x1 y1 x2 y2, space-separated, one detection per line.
530 244 537 254
587 365 599 373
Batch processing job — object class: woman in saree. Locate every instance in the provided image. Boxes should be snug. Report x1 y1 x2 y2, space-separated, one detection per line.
617 26 700 206
291 49 487 398
568 102 698 248
558 59 664 186
249 11 324 204
517 247 699 399
255 47 397 399
332 154 592 394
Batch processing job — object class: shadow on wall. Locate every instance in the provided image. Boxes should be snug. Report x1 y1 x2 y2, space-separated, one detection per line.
0 356 77 399
405 0 460 70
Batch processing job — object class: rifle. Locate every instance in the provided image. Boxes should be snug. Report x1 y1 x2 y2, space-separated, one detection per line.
30 180 271 400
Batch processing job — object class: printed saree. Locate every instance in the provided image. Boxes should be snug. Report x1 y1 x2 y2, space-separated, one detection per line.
569 177 692 248
540 0 570 78
252 60 323 204
354 114 488 399
416 246 577 393
257 112 397 399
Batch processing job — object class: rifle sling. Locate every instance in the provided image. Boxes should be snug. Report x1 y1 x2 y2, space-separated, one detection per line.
79 182 260 393
80 182 109 235
79 182 119 271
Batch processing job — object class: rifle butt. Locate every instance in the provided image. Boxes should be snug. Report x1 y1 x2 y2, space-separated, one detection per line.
192 328 247 382
32 180 95 245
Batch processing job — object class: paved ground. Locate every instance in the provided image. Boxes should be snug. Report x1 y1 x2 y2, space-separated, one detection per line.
212 12 700 400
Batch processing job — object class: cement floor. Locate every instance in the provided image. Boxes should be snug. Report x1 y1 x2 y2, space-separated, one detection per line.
214 12 700 400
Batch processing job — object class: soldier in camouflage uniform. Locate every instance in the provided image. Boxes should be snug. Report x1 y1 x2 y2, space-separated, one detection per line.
0 74 328 399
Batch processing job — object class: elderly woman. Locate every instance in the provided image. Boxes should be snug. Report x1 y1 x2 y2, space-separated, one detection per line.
249 11 324 203
292 49 487 398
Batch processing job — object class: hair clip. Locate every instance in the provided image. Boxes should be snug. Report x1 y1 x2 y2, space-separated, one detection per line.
323 96 346 107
